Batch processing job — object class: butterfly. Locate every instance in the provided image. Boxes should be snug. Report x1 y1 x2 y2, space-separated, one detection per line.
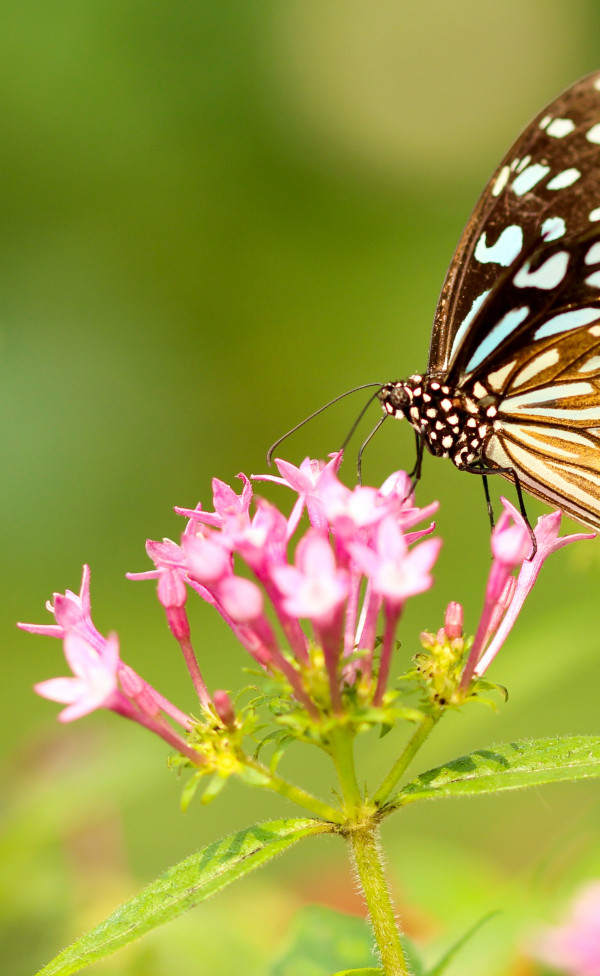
379 70 600 532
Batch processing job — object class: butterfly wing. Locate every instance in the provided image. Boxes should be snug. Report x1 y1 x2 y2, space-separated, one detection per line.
449 228 600 528
429 71 600 377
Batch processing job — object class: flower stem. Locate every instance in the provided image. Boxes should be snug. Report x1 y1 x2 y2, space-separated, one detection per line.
244 759 345 824
328 726 362 817
372 711 439 808
349 821 408 975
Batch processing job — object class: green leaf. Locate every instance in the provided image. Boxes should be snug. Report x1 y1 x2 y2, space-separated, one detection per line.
269 905 378 976
393 735 600 807
36 818 331 976
425 911 498 975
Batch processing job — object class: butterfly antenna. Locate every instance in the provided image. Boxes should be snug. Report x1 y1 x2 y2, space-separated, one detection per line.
356 415 387 484
266 383 383 466
338 387 386 456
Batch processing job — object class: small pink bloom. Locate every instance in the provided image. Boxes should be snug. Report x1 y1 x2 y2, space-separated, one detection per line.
474 507 595 676
253 453 342 534
350 516 441 609
18 565 105 654
127 540 188 607
529 882 600 976
491 498 532 568
216 575 264 623
181 532 231 585
175 474 253 530
34 631 120 723
229 499 289 576
272 529 349 625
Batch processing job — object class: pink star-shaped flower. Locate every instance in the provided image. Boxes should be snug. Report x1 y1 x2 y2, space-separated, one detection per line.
34 631 120 722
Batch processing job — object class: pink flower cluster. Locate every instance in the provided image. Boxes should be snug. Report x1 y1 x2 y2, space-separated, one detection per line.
19 455 594 754
128 454 441 717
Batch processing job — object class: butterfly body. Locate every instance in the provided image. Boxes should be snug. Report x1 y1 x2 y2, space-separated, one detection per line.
380 375 497 469
382 71 600 531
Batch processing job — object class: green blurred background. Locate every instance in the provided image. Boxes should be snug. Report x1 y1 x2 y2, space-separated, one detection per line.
4 2 600 973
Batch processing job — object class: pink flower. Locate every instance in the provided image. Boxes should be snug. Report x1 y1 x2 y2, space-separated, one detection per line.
34 631 121 722
252 453 342 535
460 500 594 687
22 567 198 739
175 474 253 530
350 515 441 609
272 529 349 626
18 565 105 653
529 882 600 976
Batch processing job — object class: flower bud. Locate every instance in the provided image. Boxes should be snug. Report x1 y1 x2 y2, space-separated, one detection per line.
213 689 236 729
444 602 463 640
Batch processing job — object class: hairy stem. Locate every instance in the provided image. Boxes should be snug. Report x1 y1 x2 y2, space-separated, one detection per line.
328 726 362 818
244 758 345 824
349 821 408 976
372 712 439 808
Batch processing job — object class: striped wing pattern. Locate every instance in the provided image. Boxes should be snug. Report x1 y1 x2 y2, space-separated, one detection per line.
426 71 600 529
429 71 600 375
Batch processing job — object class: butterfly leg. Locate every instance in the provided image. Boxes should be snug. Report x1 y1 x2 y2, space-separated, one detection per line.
408 431 424 487
481 474 495 530
463 463 537 558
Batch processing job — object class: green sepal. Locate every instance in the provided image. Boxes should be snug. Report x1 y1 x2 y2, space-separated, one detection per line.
237 764 272 786
180 771 202 812
200 772 228 804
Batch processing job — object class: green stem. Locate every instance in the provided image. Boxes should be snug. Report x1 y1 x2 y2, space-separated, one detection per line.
328 726 362 818
244 758 345 824
372 711 439 808
349 821 408 976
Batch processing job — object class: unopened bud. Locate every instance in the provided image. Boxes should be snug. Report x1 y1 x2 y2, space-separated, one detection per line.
444 602 463 640
213 690 236 729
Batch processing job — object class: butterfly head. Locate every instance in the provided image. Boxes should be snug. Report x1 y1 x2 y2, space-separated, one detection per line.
379 374 496 466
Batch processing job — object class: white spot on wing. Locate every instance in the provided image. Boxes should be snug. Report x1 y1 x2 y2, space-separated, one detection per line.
511 163 551 196
534 307 600 340
449 289 490 362
541 216 566 241
465 306 530 373
587 123 600 145
474 225 523 266
539 115 552 129
590 325 600 337
487 361 516 391
585 242 600 264
512 348 560 388
547 168 581 190
579 355 600 373
546 118 576 138
491 165 510 197
516 155 531 173
594 77 600 92
586 271 600 287
514 251 569 290
590 207 600 222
